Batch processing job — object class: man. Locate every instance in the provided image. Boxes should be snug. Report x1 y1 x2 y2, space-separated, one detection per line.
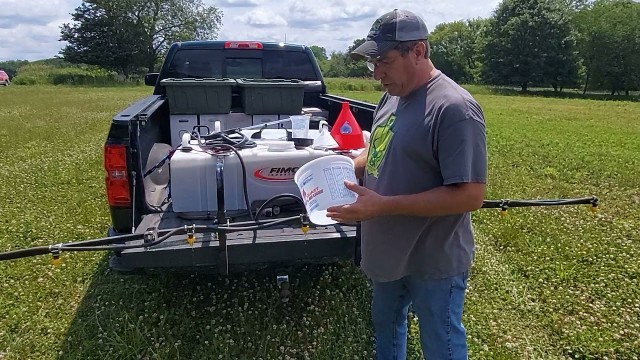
326 9 488 360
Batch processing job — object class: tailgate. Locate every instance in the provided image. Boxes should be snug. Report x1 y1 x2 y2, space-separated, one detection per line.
110 212 358 273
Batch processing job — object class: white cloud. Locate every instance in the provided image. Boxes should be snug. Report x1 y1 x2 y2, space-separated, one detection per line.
235 8 288 28
0 20 69 61
0 0 501 61
0 0 75 28
287 0 379 28
0 0 76 61
217 0 264 6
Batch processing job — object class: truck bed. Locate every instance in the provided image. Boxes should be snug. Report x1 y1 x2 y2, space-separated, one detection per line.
105 41 377 272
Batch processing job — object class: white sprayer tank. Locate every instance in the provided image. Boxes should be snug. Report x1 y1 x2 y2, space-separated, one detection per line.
170 130 339 218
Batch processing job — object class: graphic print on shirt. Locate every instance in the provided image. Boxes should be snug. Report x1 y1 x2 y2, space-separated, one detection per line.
366 113 396 177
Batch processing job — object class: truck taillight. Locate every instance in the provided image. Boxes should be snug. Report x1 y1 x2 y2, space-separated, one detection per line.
224 41 263 49
104 144 131 207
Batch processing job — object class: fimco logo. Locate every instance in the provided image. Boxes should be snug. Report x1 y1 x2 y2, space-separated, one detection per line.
254 167 299 181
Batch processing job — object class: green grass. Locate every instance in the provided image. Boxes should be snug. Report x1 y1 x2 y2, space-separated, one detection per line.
1 85 639 360
325 78 640 102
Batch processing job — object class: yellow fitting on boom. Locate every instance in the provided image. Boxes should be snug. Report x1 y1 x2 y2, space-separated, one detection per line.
187 233 195 246
49 244 62 267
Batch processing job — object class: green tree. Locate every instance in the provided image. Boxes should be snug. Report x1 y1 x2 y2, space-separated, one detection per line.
0 60 30 79
310 45 328 61
322 51 349 77
574 0 640 94
482 0 579 91
345 38 369 77
60 0 223 76
429 20 484 84
466 18 491 82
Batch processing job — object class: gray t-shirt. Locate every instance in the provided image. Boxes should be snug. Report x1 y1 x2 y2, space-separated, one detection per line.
361 71 487 282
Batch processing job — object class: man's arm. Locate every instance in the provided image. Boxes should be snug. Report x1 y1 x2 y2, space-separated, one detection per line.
383 182 485 217
326 181 484 223
353 144 368 180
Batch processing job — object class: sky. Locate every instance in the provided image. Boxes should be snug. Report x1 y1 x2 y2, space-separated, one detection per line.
0 0 501 62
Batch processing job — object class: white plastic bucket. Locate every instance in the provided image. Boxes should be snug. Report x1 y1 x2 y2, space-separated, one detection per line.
294 155 358 225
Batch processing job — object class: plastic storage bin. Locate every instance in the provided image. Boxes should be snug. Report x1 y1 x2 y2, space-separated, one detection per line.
236 78 305 115
161 78 236 114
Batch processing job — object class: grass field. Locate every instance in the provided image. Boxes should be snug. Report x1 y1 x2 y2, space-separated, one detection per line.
0 84 639 360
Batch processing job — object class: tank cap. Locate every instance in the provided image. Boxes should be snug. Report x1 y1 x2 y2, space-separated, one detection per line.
180 132 192 150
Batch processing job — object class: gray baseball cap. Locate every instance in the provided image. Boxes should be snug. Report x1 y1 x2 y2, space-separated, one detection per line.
351 9 429 60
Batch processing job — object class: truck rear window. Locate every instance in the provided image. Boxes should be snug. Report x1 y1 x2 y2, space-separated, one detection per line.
165 49 319 81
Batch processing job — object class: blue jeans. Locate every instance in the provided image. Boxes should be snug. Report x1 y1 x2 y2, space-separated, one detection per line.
371 272 469 360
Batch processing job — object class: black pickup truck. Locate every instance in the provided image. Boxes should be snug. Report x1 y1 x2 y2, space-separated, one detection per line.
105 40 376 275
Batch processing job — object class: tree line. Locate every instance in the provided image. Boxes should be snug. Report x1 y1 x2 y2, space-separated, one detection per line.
2 0 222 84
1 0 637 94
316 0 640 94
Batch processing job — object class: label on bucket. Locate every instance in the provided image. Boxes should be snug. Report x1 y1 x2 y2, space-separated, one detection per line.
302 187 322 212
294 155 358 225
299 164 357 210
322 165 357 201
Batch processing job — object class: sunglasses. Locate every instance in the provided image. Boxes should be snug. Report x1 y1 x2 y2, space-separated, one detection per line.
366 52 402 72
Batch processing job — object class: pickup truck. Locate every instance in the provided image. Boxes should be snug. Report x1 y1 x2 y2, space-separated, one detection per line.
105 40 376 275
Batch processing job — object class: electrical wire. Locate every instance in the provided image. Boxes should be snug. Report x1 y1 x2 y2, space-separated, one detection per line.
143 149 177 178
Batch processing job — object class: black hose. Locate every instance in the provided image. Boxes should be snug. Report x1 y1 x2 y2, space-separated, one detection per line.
201 128 257 149
223 215 300 231
255 194 306 221
1 233 156 261
51 216 301 252
64 233 147 247
203 143 254 221
59 227 185 252
481 196 597 209
0 246 51 261
0 216 302 261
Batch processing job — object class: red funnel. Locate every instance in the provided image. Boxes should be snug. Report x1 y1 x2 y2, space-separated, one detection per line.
331 102 365 150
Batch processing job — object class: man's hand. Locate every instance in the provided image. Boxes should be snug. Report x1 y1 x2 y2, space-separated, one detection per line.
326 181 387 223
